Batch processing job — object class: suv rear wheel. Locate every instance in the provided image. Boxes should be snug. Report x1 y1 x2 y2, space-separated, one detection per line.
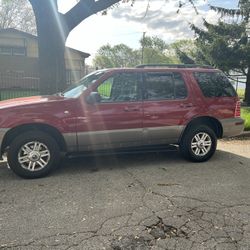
7 131 60 178
180 125 217 162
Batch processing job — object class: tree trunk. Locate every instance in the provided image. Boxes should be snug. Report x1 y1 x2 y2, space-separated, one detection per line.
29 0 121 95
30 0 68 95
245 68 250 105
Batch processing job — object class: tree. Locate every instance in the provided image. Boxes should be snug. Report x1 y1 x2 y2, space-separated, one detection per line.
27 0 197 94
167 39 197 64
141 36 169 53
191 1 250 104
140 35 176 64
28 0 121 94
93 37 179 68
0 0 36 34
94 44 141 68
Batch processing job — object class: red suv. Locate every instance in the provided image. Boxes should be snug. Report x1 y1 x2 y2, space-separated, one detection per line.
0 65 244 178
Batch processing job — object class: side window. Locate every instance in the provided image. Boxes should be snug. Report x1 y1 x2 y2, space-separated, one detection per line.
97 78 113 101
144 72 187 100
194 72 237 97
144 73 174 100
97 73 138 102
174 73 187 99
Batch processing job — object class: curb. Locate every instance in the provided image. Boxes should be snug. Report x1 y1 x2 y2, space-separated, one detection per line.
233 131 250 138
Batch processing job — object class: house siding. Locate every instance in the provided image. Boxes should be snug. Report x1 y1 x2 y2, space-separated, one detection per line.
0 29 89 85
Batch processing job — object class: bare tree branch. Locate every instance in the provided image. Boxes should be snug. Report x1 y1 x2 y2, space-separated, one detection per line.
0 0 36 34
64 0 121 31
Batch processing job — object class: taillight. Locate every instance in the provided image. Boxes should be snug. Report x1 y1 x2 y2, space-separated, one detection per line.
235 101 241 117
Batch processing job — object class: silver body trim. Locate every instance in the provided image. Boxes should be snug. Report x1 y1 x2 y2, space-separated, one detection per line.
63 125 185 152
144 126 185 145
2 117 243 157
77 128 143 151
62 133 78 152
220 118 244 137
0 128 9 160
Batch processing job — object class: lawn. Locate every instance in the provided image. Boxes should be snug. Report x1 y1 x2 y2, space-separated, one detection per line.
0 90 40 101
97 81 112 97
237 89 245 100
242 107 250 131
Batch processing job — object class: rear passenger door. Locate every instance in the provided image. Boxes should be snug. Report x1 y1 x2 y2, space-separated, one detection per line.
142 71 193 144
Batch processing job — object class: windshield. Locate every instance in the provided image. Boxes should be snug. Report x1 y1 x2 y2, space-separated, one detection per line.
62 70 106 98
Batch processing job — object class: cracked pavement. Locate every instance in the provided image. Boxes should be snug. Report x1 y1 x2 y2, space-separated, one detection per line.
0 138 250 249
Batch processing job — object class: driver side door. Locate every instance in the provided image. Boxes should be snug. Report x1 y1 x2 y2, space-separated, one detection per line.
77 72 143 151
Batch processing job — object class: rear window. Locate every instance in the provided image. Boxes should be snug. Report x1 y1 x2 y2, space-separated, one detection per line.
194 72 236 97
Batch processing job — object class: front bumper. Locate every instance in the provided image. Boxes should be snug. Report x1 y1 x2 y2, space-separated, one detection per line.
220 118 245 137
0 128 8 160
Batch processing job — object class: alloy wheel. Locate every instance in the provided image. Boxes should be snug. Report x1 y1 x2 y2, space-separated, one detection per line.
18 141 51 171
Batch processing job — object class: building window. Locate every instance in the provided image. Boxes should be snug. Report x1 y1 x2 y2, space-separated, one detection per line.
0 47 12 55
0 47 26 56
12 47 26 56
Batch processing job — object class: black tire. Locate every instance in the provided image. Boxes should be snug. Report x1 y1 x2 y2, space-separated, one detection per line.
179 125 217 162
7 131 60 178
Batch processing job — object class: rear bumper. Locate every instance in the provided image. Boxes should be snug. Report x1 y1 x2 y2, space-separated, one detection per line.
220 118 245 137
0 128 8 160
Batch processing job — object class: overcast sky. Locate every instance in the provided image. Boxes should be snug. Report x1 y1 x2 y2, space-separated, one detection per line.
58 0 238 63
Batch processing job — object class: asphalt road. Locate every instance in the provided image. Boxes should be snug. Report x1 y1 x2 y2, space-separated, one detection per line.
0 138 250 250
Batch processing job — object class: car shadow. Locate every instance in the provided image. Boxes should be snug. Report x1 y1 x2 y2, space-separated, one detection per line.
55 147 250 176
56 147 180 173
0 148 249 180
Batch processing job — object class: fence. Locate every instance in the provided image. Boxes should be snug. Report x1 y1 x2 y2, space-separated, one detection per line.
227 74 246 92
0 72 40 101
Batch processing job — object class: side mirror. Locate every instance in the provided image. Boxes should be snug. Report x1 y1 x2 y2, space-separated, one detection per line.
86 92 101 104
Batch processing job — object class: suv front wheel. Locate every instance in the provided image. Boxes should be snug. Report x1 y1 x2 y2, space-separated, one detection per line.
7 131 60 178
180 125 217 162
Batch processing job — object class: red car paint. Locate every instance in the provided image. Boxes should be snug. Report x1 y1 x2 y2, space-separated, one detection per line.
0 67 245 158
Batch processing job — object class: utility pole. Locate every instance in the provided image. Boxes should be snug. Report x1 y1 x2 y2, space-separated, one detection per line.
141 32 146 64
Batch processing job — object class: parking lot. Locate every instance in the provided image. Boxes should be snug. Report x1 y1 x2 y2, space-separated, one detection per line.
0 138 250 250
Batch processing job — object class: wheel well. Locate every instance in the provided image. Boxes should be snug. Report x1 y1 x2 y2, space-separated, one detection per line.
1 124 67 154
181 117 223 141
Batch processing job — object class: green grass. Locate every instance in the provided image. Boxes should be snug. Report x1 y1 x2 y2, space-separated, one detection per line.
97 82 112 97
242 107 250 131
237 89 245 100
0 90 40 101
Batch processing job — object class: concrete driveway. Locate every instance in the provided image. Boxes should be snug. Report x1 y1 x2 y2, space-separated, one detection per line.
0 138 250 250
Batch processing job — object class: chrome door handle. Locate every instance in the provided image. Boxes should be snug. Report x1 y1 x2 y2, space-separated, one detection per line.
180 103 193 108
124 107 140 112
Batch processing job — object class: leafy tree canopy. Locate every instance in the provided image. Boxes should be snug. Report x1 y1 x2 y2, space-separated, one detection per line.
168 39 197 64
93 36 181 68
93 44 141 68
191 0 250 104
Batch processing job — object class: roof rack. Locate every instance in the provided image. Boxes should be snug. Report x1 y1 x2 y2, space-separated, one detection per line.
135 64 214 69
